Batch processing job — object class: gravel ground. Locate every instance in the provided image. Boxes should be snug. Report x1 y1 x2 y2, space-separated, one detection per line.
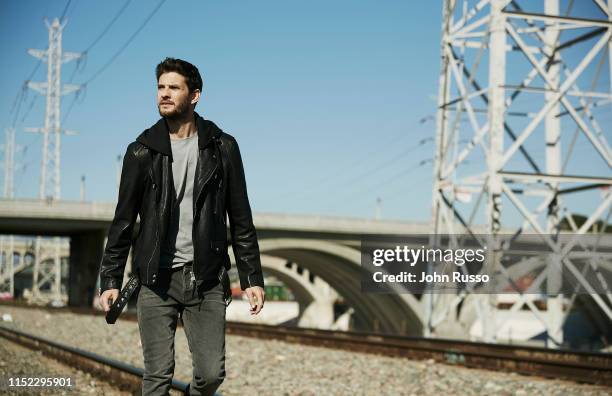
0 337 132 395
0 306 609 396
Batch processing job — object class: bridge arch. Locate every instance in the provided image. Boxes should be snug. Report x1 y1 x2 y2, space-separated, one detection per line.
257 238 424 335
252 254 337 328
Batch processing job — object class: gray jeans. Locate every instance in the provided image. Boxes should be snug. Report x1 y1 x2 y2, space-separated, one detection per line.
136 263 227 396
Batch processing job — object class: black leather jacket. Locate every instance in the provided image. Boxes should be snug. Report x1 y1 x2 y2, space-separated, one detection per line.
98 112 265 293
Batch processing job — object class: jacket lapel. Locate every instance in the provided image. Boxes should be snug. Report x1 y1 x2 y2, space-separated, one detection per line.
193 143 219 210
193 113 221 209
136 111 222 210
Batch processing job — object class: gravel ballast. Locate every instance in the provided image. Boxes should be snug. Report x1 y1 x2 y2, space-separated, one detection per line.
0 306 609 396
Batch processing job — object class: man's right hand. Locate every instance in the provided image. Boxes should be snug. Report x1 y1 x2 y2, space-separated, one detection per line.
99 289 119 312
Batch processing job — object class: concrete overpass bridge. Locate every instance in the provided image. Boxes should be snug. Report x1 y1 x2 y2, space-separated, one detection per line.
3 198 609 339
0 239 70 282
0 198 435 335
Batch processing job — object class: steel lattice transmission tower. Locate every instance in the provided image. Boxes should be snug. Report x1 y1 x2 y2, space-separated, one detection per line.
2 128 16 199
0 128 17 297
1 129 28 297
25 17 83 303
429 0 612 347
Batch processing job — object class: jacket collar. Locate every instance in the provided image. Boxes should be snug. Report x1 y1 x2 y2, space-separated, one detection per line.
136 111 222 160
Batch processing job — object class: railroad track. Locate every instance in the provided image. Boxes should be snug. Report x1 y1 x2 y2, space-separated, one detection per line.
0 325 189 394
1 301 610 387
227 322 612 386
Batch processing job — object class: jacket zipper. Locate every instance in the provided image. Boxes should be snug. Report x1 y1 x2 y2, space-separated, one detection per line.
195 162 219 210
193 146 219 268
214 176 223 216
192 204 198 283
146 219 159 282
147 163 157 283
192 150 203 284
192 142 221 284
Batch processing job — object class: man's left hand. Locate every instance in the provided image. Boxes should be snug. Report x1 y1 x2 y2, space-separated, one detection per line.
245 286 265 315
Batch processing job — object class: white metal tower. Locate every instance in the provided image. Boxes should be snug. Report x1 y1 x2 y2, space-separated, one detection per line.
25 17 83 304
0 128 17 297
2 128 16 199
429 0 612 347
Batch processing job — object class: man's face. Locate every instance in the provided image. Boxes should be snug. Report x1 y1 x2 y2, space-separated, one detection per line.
157 72 199 119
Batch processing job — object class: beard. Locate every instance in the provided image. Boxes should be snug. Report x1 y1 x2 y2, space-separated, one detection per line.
158 98 190 120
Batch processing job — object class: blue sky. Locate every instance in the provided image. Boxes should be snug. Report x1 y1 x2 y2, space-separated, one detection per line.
0 1 609 225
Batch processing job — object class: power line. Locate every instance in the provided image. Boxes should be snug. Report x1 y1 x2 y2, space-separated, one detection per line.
83 0 168 86
339 137 433 188
62 0 162 127
9 62 42 128
61 87 86 125
5 0 155 198
335 169 434 217
9 85 27 127
12 134 39 197
4 0 72 129
325 157 433 214
6 0 71 129
20 95 38 124
314 117 435 189
60 0 73 21
66 0 133 87
85 0 134 54
4 1 74 189
274 117 436 202
275 131 434 203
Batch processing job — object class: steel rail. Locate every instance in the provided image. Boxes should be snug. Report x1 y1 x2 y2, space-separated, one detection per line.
1 301 610 386
0 325 189 394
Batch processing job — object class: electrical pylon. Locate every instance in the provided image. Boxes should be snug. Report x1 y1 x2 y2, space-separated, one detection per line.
429 0 611 347
2 128 16 199
0 128 16 297
25 17 83 304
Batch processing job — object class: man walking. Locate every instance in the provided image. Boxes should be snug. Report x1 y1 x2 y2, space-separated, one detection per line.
98 57 265 395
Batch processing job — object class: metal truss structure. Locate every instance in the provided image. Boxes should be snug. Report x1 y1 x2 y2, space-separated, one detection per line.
0 127 16 296
24 18 82 304
429 0 612 347
2 128 16 200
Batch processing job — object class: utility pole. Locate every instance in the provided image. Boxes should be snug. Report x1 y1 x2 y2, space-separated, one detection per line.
375 197 382 220
429 0 612 347
25 17 83 305
80 175 85 201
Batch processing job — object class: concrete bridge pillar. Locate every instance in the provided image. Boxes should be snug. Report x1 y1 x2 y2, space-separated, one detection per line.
68 230 105 307
297 276 337 329
18 248 26 267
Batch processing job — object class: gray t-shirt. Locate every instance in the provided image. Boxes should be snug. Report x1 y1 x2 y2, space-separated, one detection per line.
159 133 199 269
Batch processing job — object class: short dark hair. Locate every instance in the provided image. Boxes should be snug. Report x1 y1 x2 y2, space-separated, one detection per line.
155 57 203 93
